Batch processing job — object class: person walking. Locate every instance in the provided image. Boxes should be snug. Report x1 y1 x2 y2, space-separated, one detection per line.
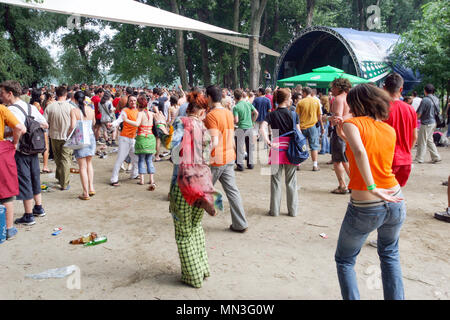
233 89 258 171
0 81 48 226
44 86 74 190
415 84 442 164
383 73 418 186
334 83 406 300
296 87 323 171
260 88 299 217
205 85 249 233
68 91 96 200
30 88 51 173
122 95 157 189
154 92 220 288
108 95 139 186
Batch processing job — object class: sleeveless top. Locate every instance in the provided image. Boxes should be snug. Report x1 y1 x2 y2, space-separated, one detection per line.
137 111 153 136
344 116 398 191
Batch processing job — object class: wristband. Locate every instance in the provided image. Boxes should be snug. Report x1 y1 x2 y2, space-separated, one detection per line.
367 184 376 191
156 124 166 128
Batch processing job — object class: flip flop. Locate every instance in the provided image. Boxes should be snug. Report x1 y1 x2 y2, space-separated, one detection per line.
89 191 96 196
331 187 349 194
148 183 156 191
41 169 53 174
78 195 90 200
137 181 145 185
110 181 120 187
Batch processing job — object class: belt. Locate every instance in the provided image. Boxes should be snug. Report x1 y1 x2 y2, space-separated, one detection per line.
350 188 401 207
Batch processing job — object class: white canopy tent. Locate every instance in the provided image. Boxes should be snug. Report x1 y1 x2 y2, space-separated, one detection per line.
0 0 280 56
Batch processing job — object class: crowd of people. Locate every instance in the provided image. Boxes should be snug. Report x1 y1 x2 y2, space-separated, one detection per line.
0 72 448 298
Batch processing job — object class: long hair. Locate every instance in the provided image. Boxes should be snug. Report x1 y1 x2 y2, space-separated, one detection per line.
74 91 87 117
273 88 290 105
30 88 42 106
346 84 391 120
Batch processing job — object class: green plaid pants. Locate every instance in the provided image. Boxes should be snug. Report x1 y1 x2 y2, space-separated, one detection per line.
170 183 210 288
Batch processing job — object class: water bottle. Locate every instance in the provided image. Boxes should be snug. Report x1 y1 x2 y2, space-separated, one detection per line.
0 205 6 244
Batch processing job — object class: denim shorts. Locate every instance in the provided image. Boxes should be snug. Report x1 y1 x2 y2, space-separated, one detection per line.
301 125 320 151
15 152 41 200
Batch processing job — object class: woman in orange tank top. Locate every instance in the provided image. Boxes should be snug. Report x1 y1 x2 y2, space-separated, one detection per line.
334 83 406 300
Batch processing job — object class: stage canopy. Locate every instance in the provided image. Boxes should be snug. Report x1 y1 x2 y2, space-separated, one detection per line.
274 26 420 92
0 0 280 56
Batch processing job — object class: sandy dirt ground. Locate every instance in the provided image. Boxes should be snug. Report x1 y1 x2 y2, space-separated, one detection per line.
1 142 449 300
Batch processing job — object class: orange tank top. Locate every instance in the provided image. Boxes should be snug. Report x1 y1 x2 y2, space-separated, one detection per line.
344 116 398 191
121 108 139 139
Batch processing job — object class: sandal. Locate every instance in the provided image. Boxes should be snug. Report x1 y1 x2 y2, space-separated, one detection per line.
89 191 96 196
70 168 80 174
41 169 53 174
110 181 120 187
137 181 144 185
148 183 156 191
331 186 349 194
78 195 90 200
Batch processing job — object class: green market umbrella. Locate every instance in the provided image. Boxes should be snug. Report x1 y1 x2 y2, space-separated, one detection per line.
277 65 371 88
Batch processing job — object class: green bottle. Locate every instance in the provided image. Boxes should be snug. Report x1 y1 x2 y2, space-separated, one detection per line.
83 236 107 247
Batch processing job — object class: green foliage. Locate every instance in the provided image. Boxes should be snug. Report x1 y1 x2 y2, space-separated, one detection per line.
392 0 450 96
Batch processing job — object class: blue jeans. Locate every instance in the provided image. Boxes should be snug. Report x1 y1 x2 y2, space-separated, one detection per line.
319 123 330 154
138 154 155 174
335 197 406 300
301 125 320 151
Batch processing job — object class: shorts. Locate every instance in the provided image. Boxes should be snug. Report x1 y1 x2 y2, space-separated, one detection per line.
392 164 412 187
15 152 41 201
330 128 348 163
95 119 101 126
0 197 14 204
301 125 320 151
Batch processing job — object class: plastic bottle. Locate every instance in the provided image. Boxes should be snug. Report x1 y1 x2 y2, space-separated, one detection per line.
83 236 107 247
0 205 6 244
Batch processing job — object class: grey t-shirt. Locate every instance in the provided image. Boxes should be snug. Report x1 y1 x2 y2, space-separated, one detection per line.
417 95 440 125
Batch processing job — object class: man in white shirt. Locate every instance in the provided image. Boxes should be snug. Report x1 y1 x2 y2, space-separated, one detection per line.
0 80 48 226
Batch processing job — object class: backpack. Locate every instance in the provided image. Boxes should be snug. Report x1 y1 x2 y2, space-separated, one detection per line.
279 111 309 164
13 104 46 155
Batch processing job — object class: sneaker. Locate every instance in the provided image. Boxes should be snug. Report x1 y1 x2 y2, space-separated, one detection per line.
432 159 442 164
60 185 70 191
235 164 244 172
6 227 18 240
106 141 111 146
111 141 118 147
434 209 450 223
247 164 254 170
32 206 46 217
443 181 448 186
14 214 36 226
414 160 424 164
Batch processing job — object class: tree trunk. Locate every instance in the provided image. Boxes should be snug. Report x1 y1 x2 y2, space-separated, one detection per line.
357 0 365 31
306 0 315 28
249 0 268 90
197 34 211 87
231 0 240 89
170 0 188 90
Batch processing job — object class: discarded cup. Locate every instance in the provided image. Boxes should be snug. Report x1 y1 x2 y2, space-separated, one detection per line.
319 233 328 239
52 230 62 236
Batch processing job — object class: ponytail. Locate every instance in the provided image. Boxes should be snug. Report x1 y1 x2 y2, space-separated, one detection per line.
74 91 87 117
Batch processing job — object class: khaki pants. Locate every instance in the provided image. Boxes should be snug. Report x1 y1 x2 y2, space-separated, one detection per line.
415 123 441 163
51 139 73 189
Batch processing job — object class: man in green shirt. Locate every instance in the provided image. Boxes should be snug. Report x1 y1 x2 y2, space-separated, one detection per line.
233 89 258 171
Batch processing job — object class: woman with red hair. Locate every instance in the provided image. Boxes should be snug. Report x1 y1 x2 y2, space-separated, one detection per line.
154 92 222 288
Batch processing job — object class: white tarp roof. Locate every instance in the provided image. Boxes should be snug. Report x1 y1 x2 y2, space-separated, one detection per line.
0 0 280 56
